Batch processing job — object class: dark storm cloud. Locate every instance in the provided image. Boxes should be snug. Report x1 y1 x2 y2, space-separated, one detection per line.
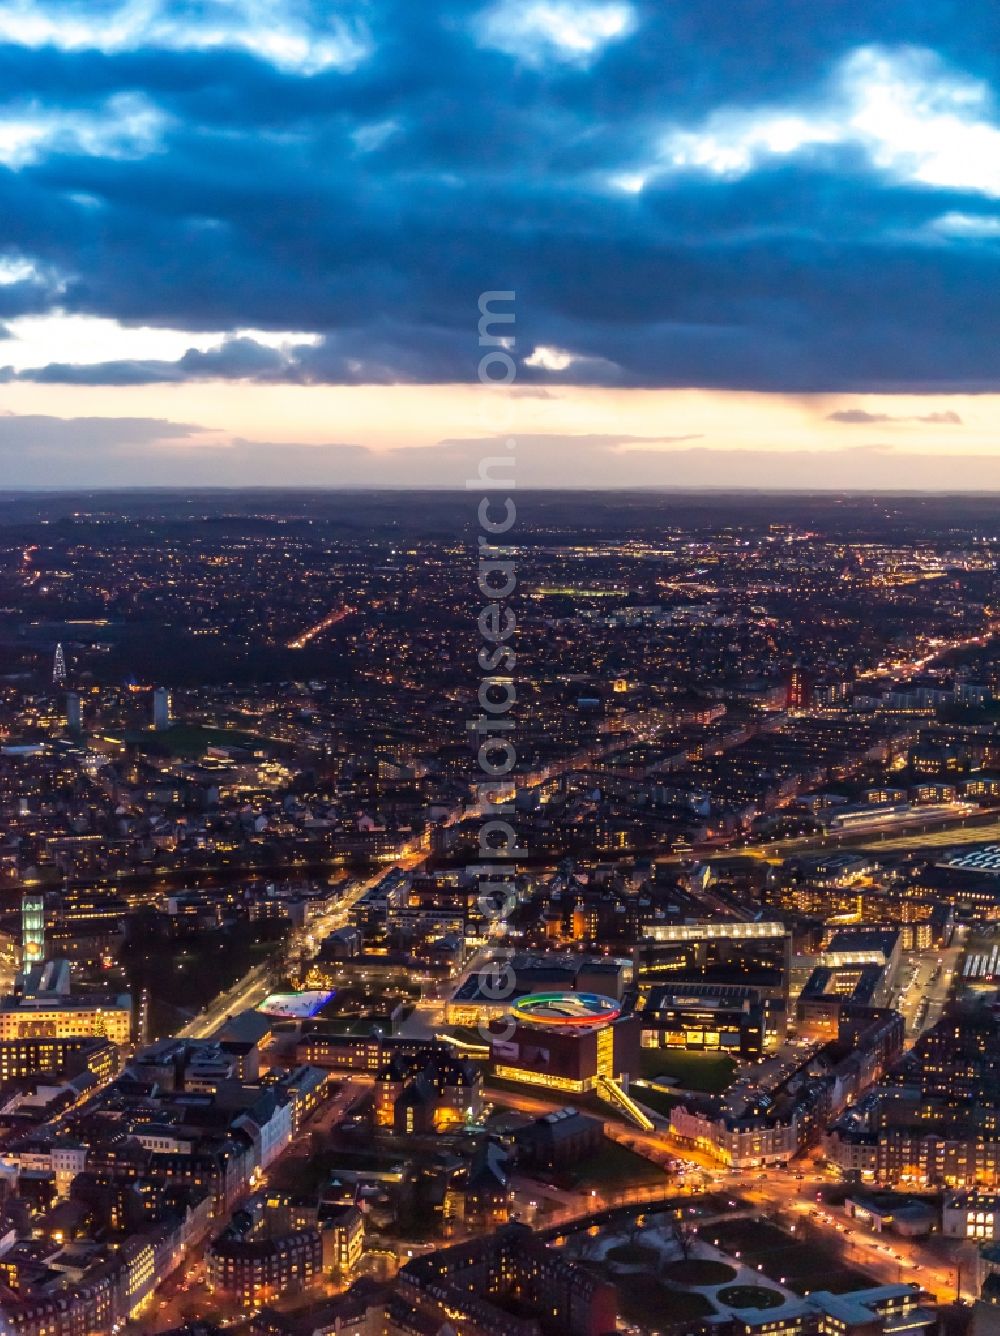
13 337 313 385
2 0 1000 389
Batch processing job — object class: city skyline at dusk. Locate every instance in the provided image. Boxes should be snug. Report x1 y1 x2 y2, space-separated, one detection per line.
1 6 1000 1334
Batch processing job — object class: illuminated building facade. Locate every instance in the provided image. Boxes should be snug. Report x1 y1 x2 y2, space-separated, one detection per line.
295 1032 453 1074
796 964 889 1039
671 1074 832 1169
374 1048 482 1133
640 985 765 1058
398 1221 617 1336
490 995 640 1095
942 1192 1000 1240
207 1195 363 1301
826 1124 1000 1189
0 1035 117 1084
207 1227 327 1302
0 992 132 1045
20 893 45 970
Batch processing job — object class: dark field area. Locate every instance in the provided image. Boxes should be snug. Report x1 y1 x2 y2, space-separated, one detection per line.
708 1218 877 1296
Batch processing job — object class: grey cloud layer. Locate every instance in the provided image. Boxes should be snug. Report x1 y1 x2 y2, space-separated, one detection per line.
0 415 994 490
0 1 1000 390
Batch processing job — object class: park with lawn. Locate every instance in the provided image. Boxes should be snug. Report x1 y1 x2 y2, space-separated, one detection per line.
631 1048 739 1119
565 1137 668 1193
707 1217 876 1296
638 1048 738 1093
130 722 266 758
717 1284 786 1310
559 1206 897 1326
564 1210 804 1328
663 1258 738 1285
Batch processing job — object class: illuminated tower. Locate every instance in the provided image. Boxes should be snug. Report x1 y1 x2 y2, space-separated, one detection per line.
152 687 172 731
21 892 45 969
52 643 66 686
66 692 82 734
787 661 811 711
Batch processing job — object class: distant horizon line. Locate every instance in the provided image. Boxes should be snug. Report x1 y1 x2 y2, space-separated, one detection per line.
2 485 1000 498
